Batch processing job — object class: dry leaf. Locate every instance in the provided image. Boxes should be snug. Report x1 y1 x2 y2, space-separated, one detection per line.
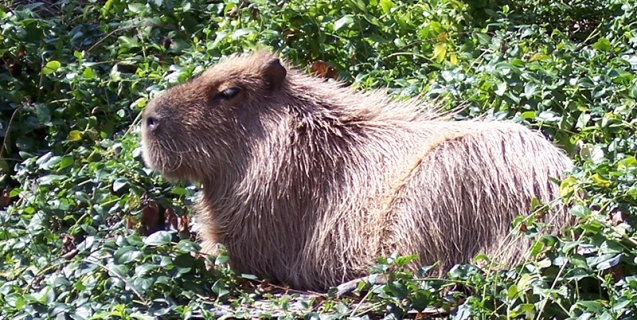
519 223 528 232
165 207 178 230
8 44 25 77
2 188 11 207
611 209 627 226
310 60 338 79
610 264 624 282
140 200 160 235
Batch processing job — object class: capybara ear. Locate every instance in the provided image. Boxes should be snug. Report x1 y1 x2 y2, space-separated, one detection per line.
262 58 287 90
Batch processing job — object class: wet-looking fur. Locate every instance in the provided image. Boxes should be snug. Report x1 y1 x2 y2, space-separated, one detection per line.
141 51 575 291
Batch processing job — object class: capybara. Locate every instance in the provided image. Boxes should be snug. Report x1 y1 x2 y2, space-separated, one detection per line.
140 50 575 291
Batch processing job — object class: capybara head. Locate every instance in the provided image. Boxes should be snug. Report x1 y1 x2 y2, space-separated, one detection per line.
141 51 288 182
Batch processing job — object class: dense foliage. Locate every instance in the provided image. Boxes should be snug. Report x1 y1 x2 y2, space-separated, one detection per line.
1 0 636 318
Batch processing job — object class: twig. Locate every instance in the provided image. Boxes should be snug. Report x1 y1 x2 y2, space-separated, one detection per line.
86 21 158 53
0 104 25 160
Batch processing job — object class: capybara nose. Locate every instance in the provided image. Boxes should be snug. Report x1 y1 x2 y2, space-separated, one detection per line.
146 116 158 130
144 114 159 132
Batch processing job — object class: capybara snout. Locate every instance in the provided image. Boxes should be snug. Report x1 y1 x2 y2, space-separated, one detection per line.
141 50 576 291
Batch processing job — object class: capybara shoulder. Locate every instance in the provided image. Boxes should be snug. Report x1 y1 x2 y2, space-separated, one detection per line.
141 51 575 291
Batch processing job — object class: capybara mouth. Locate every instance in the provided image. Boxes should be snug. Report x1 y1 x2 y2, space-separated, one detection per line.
140 116 198 181
141 118 215 183
141 137 187 180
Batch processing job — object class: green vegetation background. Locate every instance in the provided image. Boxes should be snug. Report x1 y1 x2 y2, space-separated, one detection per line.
1 0 637 318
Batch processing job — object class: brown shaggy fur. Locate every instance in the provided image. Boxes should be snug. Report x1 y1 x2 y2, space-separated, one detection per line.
141 51 576 291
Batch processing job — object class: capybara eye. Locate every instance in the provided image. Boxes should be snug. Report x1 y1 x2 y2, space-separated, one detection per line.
216 87 240 100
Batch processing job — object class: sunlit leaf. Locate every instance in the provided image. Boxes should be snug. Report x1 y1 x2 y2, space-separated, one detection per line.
67 130 82 141
42 60 61 75
143 231 173 246
334 15 355 32
433 43 447 63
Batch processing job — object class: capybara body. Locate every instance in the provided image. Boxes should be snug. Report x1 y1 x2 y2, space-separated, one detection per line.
141 51 575 291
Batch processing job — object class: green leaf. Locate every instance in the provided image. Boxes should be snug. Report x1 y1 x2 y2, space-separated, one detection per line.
35 104 51 123
521 111 536 120
528 53 550 62
394 38 406 47
5 293 25 309
114 246 142 264
133 277 155 290
134 264 159 276
575 300 606 313
591 174 610 188
130 312 157 320
507 284 519 299
394 254 418 267
0 159 9 172
144 231 173 246
31 286 54 304
334 15 355 32
176 240 200 253
448 264 481 280
510 304 535 318
528 240 543 257
82 67 96 79
42 155 62 170
564 267 589 280
37 174 67 185
429 21 442 33
592 38 612 52
524 83 538 98
474 32 491 45
449 53 458 65
569 205 591 218
379 0 395 13
128 3 145 13
67 130 82 141
453 304 473 320
215 254 229 264
42 60 61 75
618 156 637 170
118 36 139 49
536 110 560 122
58 156 74 169
433 43 447 63
112 178 128 192
595 254 622 270
386 281 408 299
212 279 230 299
108 264 129 278
130 97 147 109
230 28 256 39
495 82 507 96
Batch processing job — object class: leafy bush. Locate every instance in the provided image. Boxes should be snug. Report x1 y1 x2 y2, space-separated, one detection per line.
1 0 636 318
